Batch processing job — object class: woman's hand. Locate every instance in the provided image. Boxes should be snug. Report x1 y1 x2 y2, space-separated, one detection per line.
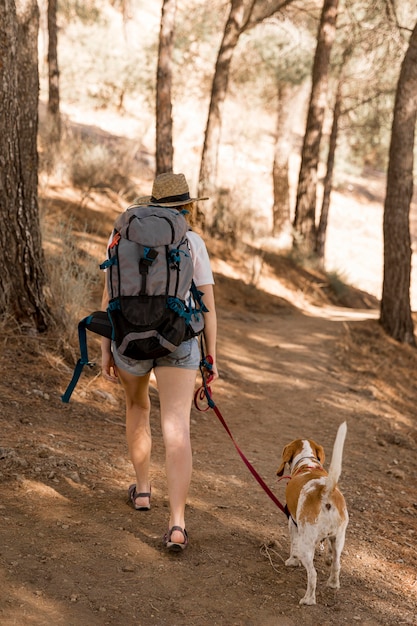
101 337 118 383
198 283 218 384
204 358 219 384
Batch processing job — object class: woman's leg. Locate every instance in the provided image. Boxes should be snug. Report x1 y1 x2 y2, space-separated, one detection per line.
118 369 152 508
154 366 197 544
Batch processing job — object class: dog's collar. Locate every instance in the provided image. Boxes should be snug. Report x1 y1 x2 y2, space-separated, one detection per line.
291 456 324 475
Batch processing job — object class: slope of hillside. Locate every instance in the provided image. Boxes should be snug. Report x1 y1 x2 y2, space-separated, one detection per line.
1 182 416 625
4 6 417 618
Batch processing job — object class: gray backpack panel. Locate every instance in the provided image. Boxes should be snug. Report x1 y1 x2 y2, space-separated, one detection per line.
104 204 205 360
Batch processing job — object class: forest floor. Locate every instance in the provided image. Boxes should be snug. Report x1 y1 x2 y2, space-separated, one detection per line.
1 185 417 626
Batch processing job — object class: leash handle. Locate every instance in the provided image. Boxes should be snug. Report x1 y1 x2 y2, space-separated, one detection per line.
194 384 212 412
194 342 215 411
200 353 214 385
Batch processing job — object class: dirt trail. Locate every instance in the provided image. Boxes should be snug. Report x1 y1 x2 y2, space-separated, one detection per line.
1 278 416 626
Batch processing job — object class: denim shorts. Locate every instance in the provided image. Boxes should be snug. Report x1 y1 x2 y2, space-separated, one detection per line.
112 337 200 377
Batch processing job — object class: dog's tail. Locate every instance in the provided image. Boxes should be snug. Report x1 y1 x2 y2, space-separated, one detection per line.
326 421 347 491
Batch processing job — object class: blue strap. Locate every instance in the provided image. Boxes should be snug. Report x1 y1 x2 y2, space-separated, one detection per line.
61 316 95 403
99 257 117 270
167 297 192 324
191 281 209 313
108 299 120 311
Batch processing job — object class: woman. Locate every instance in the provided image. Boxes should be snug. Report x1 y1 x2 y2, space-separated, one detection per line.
101 172 218 552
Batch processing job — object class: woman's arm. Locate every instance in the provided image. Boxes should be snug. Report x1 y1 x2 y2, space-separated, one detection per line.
198 283 218 382
101 281 118 382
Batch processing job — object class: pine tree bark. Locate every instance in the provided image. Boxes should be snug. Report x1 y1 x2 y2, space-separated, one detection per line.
316 78 342 263
293 0 339 255
156 0 176 176
197 0 248 231
0 0 50 331
47 0 61 143
272 84 292 240
380 22 417 346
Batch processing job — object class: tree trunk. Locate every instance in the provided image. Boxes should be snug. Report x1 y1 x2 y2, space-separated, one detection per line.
156 0 176 176
197 0 295 232
47 0 61 143
197 0 249 231
316 78 342 263
0 0 50 332
293 0 339 256
380 22 417 346
272 84 292 240
249 0 295 27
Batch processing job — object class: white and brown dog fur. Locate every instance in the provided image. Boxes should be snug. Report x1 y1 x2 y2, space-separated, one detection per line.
276 421 349 605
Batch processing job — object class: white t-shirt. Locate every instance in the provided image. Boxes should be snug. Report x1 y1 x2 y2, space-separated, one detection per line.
186 230 214 287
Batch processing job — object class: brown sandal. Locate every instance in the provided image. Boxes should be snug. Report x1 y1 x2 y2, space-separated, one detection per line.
128 484 151 511
164 526 189 552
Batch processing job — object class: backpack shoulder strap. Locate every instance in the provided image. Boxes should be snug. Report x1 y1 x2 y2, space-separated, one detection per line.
61 316 94 403
61 312 112 403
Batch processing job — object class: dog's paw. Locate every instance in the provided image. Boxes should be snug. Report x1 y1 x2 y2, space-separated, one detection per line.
285 556 300 567
299 594 316 605
326 576 340 589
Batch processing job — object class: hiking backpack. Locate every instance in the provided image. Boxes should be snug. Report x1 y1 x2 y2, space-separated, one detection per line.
61 203 207 403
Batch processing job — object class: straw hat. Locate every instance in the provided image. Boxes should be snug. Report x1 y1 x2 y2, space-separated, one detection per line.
134 172 208 207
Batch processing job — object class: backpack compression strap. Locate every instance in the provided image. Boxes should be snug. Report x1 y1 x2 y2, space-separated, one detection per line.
61 311 112 403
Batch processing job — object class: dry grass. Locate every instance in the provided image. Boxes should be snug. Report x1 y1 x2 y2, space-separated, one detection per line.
42 217 102 355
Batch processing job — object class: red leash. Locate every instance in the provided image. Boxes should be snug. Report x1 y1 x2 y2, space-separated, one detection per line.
194 354 290 519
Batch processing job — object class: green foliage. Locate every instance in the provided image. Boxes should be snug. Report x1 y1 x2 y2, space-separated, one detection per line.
173 0 228 99
211 187 256 242
331 0 417 171
175 0 225 47
38 119 144 199
69 142 113 188
57 3 157 111
59 0 102 25
342 92 395 170
48 0 417 243
66 134 141 197
232 18 315 107
326 269 350 300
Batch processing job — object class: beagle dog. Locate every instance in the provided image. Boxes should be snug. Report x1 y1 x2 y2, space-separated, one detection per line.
276 421 349 605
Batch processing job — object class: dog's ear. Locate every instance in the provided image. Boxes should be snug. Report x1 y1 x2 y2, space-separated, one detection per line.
277 441 297 476
310 440 325 465
276 460 286 476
